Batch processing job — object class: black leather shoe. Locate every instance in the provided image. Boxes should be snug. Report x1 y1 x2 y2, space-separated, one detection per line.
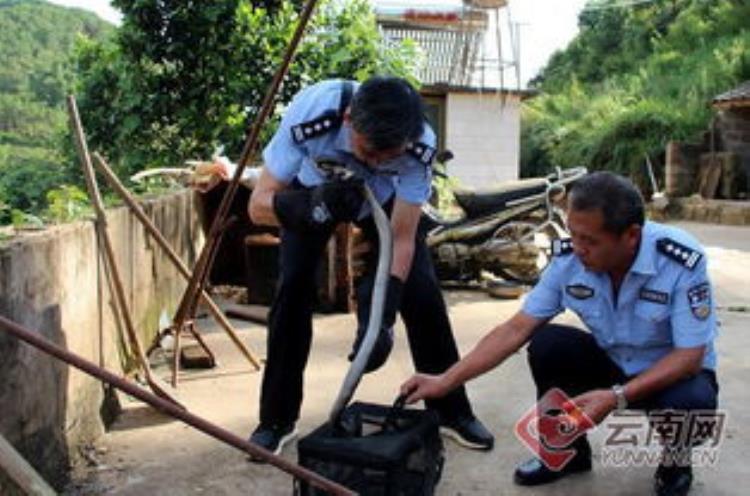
247 422 297 462
513 448 592 486
440 416 494 451
654 464 692 496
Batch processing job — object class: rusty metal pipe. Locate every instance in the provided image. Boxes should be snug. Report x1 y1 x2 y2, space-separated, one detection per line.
0 315 354 496
171 0 321 343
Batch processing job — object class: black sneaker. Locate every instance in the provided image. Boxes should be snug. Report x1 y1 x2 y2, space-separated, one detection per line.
654 464 693 496
247 422 297 462
439 415 494 451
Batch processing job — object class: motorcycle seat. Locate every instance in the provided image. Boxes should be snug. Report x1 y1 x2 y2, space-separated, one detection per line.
453 178 548 218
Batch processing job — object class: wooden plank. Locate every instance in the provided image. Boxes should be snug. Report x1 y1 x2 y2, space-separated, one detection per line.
245 233 280 247
224 304 270 325
719 152 744 199
698 154 723 199
334 224 355 313
0 434 57 496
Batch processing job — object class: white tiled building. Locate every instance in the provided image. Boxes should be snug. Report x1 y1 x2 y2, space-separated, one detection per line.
375 0 533 188
424 86 526 186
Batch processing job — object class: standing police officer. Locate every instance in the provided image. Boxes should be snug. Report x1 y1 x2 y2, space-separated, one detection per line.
246 76 494 456
402 172 719 496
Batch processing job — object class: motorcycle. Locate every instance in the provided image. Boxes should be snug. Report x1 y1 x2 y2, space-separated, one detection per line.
422 151 587 289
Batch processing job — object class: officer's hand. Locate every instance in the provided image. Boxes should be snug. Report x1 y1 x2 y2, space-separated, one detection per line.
347 275 404 372
400 373 450 404
309 178 364 225
381 275 404 331
348 324 394 373
273 178 362 232
565 389 617 426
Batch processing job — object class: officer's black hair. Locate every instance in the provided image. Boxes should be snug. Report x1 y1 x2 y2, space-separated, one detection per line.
349 76 424 150
568 171 645 235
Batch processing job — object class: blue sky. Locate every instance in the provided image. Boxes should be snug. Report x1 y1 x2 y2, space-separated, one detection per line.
47 0 588 85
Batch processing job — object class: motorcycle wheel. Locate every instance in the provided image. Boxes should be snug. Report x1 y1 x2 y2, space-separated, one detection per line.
490 221 560 285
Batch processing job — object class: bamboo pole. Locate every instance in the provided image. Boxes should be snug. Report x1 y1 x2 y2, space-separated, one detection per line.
67 96 183 408
91 153 262 371
0 434 57 496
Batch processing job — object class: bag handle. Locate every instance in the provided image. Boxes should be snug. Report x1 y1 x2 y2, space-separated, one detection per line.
382 394 408 433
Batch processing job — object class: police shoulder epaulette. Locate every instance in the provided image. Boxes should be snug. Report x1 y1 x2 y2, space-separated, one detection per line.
290 81 354 145
656 237 702 270
406 141 436 166
552 238 574 256
291 110 341 144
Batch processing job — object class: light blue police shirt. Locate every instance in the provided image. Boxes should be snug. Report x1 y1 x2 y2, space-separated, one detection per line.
262 79 435 216
522 221 718 376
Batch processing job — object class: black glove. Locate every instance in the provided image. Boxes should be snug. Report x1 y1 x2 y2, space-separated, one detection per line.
309 178 364 225
349 275 404 373
272 178 363 231
383 275 404 329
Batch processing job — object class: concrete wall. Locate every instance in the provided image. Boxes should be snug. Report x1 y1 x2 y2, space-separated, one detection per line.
649 196 750 226
0 190 201 491
444 92 521 188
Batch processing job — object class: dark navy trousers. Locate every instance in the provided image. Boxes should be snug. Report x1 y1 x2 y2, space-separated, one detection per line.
259 213 474 426
527 323 719 449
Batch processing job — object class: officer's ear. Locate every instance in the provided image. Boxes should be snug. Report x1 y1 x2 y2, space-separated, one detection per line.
622 223 642 253
343 108 352 124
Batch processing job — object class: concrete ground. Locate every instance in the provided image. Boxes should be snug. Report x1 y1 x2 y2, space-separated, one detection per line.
64 221 750 495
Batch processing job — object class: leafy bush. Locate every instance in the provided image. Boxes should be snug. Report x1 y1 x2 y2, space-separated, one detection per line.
44 184 90 224
0 146 68 213
0 184 9 224
11 209 44 230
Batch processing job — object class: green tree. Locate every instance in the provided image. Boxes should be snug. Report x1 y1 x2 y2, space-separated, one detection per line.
75 0 420 180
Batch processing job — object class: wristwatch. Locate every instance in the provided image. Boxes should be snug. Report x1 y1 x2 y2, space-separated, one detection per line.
611 384 628 411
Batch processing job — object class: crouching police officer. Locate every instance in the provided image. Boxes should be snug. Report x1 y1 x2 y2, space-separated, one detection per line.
402 172 719 496
245 76 494 457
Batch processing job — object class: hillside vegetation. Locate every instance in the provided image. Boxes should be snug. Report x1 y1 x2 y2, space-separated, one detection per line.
521 0 750 186
0 0 112 222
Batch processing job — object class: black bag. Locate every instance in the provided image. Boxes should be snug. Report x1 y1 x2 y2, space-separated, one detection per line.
295 399 444 495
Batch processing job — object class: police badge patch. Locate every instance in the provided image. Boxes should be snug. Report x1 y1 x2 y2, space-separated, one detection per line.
566 284 594 300
687 282 711 320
